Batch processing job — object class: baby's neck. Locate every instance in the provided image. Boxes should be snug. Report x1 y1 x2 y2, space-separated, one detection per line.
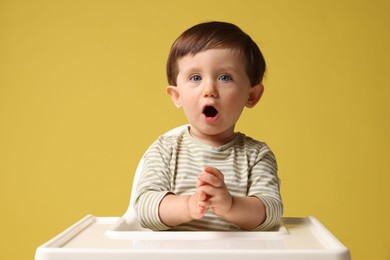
188 126 236 148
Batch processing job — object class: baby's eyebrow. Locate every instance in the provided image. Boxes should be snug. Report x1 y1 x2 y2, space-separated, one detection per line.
214 64 241 72
178 67 202 77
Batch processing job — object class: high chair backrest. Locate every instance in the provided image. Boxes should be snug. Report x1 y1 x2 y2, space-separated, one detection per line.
123 125 189 225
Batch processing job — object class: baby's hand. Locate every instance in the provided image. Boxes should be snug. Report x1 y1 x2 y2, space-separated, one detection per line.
196 166 233 217
188 189 209 220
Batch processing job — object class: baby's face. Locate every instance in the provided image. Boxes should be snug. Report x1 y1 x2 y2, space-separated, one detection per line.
168 48 261 145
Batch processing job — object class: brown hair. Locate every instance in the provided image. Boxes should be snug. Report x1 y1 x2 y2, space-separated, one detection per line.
166 21 266 86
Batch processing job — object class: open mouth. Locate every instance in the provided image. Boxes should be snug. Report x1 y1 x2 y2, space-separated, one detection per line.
203 105 219 118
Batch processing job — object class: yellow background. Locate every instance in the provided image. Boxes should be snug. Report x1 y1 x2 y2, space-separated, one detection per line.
1 0 389 259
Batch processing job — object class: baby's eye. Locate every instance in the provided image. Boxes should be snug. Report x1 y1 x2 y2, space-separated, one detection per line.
190 75 202 82
218 74 233 81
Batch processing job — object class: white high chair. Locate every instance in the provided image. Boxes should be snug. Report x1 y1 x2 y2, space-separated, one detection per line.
122 124 189 229
35 124 351 260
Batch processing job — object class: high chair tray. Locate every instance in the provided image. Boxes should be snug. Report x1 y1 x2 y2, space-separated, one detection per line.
106 216 289 240
35 215 351 260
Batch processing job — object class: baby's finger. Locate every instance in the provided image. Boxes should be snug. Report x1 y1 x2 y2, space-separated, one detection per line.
198 200 211 208
204 166 224 180
196 178 205 188
198 206 207 216
198 172 223 188
198 184 217 197
197 190 208 202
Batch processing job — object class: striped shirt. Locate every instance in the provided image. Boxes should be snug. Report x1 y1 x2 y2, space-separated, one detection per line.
134 126 283 231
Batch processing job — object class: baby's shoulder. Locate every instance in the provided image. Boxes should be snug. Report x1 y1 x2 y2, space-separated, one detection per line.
237 133 268 149
150 127 186 151
236 133 273 158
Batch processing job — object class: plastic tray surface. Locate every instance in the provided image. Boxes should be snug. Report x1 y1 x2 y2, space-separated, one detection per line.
35 215 351 260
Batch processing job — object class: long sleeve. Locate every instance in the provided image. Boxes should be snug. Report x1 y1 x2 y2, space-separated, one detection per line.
247 145 283 230
134 137 175 230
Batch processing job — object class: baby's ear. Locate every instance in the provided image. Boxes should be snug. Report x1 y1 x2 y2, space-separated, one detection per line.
246 84 264 108
166 86 182 108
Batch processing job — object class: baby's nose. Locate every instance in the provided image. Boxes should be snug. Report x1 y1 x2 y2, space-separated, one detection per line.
202 81 218 98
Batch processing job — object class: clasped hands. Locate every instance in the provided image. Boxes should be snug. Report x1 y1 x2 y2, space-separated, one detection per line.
188 166 233 219
159 165 265 229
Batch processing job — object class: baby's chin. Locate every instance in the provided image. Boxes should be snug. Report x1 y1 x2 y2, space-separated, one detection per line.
188 124 236 145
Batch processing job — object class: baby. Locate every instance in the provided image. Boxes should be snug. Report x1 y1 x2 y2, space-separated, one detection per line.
134 21 283 231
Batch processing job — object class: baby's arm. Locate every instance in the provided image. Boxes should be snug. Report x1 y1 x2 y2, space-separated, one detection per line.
197 166 266 230
158 190 208 227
